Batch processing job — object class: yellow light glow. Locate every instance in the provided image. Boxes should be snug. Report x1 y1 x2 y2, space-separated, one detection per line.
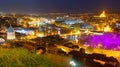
104 25 112 32
61 48 66 52
93 59 105 65
36 50 43 55
85 30 90 34
99 11 106 18
26 35 36 39
38 33 44 37
30 31 35 35
74 31 80 34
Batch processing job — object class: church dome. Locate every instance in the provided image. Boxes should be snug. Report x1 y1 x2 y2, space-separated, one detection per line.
7 25 14 32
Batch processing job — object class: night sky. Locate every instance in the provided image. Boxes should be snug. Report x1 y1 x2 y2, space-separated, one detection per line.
0 0 119 14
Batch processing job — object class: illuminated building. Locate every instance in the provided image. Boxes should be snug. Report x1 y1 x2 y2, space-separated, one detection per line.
7 25 16 40
115 22 120 29
57 28 61 35
84 32 120 50
64 19 84 25
0 38 5 45
104 25 112 32
55 17 65 22
99 11 106 18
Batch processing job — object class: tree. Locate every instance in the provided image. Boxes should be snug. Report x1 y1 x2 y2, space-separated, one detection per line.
86 46 94 54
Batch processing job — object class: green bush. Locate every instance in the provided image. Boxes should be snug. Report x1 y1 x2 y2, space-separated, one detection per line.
0 47 56 67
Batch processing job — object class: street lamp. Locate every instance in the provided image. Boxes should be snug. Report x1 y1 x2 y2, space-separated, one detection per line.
70 60 76 67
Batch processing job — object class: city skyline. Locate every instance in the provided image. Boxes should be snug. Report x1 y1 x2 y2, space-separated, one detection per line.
0 0 120 14
0 1 120 66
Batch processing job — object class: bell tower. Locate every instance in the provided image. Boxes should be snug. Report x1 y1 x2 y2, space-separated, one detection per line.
7 25 16 40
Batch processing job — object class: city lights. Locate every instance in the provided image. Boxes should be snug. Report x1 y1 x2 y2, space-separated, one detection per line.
0 0 120 67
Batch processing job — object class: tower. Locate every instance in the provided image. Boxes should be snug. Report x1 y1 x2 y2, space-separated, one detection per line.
7 25 16 40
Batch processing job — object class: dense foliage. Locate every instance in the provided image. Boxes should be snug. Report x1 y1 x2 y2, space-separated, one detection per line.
0 47 56 67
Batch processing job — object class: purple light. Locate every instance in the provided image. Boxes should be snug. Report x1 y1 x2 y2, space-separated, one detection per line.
84 32 120 50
